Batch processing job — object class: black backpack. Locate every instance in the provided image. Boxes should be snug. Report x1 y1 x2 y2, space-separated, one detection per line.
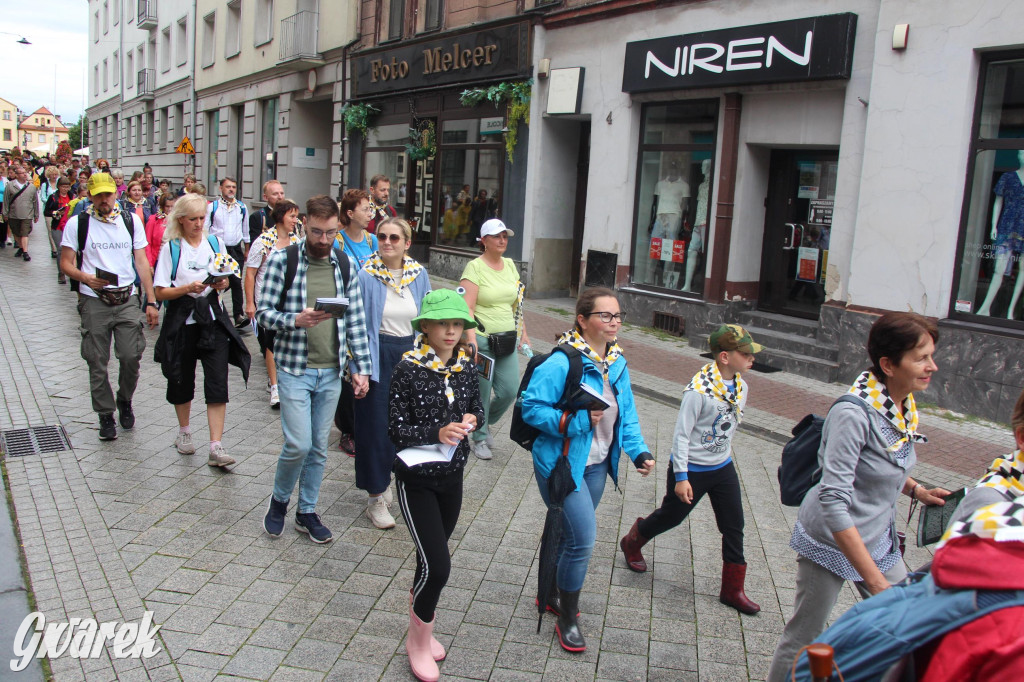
778 394 871 506
277 243 349 311
70 211 136 292
509 345 584 451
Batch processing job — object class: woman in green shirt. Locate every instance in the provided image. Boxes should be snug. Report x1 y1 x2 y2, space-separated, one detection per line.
460 219 531 460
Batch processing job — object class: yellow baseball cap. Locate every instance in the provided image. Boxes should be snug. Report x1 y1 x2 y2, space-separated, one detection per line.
87 173 117 196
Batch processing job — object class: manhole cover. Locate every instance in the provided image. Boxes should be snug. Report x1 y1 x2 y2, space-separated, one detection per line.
0 426 72 457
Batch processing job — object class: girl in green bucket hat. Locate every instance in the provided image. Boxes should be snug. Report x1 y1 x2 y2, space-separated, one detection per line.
390 287 484 682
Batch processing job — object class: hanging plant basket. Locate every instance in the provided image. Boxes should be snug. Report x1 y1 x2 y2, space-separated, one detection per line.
459 79 533 163
341 102 380 138
405 119 437 161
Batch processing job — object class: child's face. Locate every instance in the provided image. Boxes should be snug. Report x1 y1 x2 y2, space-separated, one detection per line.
422 319 465 351
718 350 755 373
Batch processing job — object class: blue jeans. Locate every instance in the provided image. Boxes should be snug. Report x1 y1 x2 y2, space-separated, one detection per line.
273 368 342 514
535 458 610 592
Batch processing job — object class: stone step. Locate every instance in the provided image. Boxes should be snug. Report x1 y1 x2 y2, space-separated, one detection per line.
737 310 820 340
739 325 839 362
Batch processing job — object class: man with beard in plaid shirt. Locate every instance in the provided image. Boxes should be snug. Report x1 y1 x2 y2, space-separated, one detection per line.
256 194 372 544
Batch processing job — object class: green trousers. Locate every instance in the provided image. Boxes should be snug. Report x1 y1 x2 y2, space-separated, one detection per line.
472 335 521 441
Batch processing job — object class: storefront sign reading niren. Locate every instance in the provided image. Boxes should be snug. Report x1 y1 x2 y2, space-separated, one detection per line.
622 13 857 93
353 22 530 97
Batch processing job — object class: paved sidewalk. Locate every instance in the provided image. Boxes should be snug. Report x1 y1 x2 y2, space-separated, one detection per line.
0 225 999 681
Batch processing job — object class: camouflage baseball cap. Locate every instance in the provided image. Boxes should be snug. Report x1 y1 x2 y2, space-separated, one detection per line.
709 324 764 354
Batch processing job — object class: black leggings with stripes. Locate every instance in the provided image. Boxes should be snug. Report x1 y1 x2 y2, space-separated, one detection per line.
396 470 463 623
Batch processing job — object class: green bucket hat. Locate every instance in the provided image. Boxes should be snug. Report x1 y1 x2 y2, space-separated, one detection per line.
411 289 478 332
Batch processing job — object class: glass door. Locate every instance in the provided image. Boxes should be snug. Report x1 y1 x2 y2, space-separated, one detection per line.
758 150 838 319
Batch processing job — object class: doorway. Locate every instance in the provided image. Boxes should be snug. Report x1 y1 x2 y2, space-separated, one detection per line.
758 149 838 319
570 122 591 296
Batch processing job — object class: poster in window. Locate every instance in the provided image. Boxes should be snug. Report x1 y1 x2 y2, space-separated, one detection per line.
798 162 820 199
796 247 820 282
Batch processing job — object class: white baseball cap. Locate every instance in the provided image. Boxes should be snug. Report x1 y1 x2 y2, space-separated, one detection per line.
478 218 515 239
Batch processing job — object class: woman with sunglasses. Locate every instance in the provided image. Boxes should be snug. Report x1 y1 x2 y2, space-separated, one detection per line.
522 287 654 653
352 217 431 529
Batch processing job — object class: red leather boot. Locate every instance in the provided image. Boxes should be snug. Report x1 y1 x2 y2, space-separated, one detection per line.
619 517 650 572
719 562 760 615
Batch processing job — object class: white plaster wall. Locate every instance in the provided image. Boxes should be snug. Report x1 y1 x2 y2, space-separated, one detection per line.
847 0 1024 317
529 0 881 291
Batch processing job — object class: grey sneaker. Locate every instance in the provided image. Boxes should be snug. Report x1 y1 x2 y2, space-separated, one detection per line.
208 443 236 468
366 496 396 529
485 432 495 448
471 439 492 460
174 431 195 454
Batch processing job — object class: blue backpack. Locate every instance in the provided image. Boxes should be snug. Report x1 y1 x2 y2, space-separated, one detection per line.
211 199 247 222
168 235 221 284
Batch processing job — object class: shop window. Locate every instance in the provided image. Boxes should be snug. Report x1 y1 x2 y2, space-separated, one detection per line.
260 98 278 186
436 118 503 248
630 101 718 294
953 56 1024 324
386 0 405 41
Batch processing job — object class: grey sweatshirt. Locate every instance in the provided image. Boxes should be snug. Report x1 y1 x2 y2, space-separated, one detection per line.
3 181 39 222
670 381 747 481
796 401 916 552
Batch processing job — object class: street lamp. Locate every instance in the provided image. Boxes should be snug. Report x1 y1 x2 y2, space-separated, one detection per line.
0 32 31 45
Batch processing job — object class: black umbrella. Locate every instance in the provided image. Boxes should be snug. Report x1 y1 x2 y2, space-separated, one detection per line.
536 411 575 632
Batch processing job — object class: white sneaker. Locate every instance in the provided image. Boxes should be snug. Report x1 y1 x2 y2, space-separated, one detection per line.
269 385 280 409
382 485 393 507
472 440 492 460
208 443 236 468
174 432 195 455
366 496 395 529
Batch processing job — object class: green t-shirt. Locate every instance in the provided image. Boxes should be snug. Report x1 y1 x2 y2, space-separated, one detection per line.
305 256 340 368
460 257 519 334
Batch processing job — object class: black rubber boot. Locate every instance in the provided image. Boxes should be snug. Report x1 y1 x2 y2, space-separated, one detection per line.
555 589 586 653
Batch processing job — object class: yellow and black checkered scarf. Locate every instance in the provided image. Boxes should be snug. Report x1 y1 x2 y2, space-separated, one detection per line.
363 252 423 295
86 202 124 225
686 362 744 423
937 500 1024 549
556 328 623 379
977 450 1024 498
848 370 926 452
403 333 470 405
254 227 299 254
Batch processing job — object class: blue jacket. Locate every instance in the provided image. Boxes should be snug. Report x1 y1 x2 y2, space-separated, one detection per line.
351 267 431 382
523 350 649 491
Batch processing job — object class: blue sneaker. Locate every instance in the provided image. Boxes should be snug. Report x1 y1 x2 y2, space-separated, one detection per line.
263 496 288 537
295 512 333 543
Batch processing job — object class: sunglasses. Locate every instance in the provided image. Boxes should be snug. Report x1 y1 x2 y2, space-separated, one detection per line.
379 233 405 243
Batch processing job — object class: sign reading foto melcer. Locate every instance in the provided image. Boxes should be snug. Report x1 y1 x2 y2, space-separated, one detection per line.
353 22 530 98
622 13 857 93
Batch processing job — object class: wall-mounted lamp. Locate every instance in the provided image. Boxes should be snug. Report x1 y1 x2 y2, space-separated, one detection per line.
537 58 551 80
892 24 909 50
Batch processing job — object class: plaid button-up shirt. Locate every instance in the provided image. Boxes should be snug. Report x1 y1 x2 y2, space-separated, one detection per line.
255 240 372 378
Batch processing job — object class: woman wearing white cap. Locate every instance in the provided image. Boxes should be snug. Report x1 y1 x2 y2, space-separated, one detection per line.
459 218 531 460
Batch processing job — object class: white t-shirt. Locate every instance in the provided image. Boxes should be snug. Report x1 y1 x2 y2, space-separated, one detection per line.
587 377 619 466
655 178 690 215
205 199 248 246
380 272 419 337
61 212 148 298
153 235 226 324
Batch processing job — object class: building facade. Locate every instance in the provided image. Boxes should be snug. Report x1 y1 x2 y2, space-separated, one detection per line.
191 0 359 207
521 0 1024 421
86 0 125 165
17 107 69 155
0 98 17 152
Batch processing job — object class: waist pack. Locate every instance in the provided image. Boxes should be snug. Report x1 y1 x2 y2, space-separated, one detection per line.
94 285 134 306
778 394 870 506
487 330 518 358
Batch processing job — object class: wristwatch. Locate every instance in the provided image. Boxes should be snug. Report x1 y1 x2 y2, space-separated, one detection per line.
145 302 159 309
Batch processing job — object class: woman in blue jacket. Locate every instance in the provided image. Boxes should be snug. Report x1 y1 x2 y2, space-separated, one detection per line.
523 287 655 653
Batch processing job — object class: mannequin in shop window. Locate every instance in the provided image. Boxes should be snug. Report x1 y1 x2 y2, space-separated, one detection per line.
977 150 1024 319
649 161 690 288
683 159 711 292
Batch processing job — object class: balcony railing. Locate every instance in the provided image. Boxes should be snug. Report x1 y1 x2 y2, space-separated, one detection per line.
137 0 158 30
137 68 155 100
278 11 322 66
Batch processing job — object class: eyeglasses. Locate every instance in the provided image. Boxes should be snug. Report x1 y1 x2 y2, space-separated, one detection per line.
585 312 626 323
379 233 404 243
308 228 339 239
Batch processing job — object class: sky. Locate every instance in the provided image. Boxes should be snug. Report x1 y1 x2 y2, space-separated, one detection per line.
4 1 89 125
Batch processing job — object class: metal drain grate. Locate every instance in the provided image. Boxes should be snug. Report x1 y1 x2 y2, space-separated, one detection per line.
652 311 685 337
0 426 72 457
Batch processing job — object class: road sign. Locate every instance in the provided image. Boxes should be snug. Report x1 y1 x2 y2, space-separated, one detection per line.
175 136 195 154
